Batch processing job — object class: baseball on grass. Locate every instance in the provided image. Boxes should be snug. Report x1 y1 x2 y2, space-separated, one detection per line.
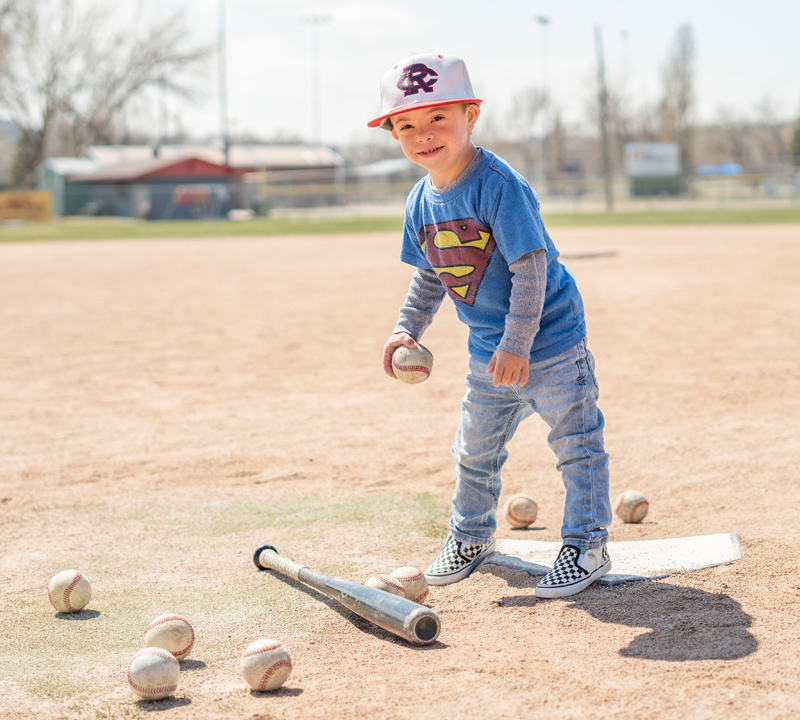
364 573 406 597
144 614 195 661
614 490 649 523
503 494 539 528
48 569 92 613
389 566 429 604
240 639 293 692
127 647 180 700
391 343 433 384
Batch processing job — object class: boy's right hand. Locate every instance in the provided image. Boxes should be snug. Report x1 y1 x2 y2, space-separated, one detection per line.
383 333 417 379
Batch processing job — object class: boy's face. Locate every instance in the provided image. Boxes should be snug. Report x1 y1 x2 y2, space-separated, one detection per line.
390 103 480 188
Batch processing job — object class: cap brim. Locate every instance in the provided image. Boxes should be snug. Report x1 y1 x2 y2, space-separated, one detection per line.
367 98 483 130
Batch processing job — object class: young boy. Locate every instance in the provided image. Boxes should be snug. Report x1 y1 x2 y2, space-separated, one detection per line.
370 53 612 598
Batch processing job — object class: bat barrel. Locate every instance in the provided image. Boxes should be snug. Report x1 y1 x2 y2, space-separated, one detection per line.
254 544 440 645
298 567 440 644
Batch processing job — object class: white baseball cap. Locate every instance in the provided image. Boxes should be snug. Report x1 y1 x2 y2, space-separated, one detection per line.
368 53 482 130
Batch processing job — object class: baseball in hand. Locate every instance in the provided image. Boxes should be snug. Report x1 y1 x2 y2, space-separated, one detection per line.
613 490 649 523
391 343 433 384
240 639 293 692
48 570 92 613
503 494 539 528
364 573 406 597
388 566 429 604
127 647 180 700
144 614 195 661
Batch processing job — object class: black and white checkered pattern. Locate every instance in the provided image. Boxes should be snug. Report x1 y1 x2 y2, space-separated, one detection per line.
424 534 496 585
535 544 611 598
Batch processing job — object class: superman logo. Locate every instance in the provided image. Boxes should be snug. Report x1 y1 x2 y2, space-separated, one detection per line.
419 218 496 306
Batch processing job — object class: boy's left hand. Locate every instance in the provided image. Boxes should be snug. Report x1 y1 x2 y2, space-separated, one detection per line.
487 349 529 387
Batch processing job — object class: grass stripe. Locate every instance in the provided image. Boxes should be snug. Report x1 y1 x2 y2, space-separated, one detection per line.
1 206 799 242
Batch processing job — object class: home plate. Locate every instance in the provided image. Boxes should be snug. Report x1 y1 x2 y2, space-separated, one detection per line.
481 533 742 586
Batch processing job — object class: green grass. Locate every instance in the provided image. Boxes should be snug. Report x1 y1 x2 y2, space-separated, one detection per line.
541 206 800 228
1 205 799 243
0 215 405 242
1 491 449 706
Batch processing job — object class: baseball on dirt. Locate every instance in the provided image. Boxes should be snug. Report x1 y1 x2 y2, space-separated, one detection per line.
614 490 649 523
144 614 195 661
503 494 539 528
127 647 180 700
389 566 429 604
47 569 92 613
391 343 433 384
240 639 293 692
364 573 406 597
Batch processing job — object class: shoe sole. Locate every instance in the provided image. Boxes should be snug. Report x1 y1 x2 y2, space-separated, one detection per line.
534 559 612 599
424 539 497 586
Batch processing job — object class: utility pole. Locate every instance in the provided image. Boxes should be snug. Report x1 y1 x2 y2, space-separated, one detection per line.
594 25 614 212
218 0 230 166
536 16 551 180
300 15 330 146
620 29 631 90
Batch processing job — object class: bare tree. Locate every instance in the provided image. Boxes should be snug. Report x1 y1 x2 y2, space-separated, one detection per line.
791 116 800 167
660 23 695 173
507 86 547 142
506 85 547 179
0 0 210 187
0 1 24 90
753 97 788 170
627 101 662 142
711 106 752 170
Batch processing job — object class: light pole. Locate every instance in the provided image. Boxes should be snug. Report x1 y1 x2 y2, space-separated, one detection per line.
218 0 230 165
620 30 631 93
300 15 331 146
536 16 551 179
595 25 614 212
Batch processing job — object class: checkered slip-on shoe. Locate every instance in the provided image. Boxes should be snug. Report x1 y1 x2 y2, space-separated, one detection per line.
534 544 611 598
424 534 497 586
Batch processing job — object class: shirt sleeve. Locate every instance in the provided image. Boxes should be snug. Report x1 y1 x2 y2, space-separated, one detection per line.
485 176 547 265
497 249 547 358
399 190 434 269
393 267 446 340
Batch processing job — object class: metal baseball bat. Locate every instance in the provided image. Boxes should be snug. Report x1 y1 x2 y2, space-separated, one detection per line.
253 544 440 645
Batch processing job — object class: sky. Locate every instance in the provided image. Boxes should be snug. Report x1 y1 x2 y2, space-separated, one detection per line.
157 0 799 147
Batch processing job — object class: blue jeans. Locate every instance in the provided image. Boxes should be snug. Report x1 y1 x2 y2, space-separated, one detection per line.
449 338 611 550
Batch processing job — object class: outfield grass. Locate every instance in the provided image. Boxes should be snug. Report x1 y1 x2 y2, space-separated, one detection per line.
1 492 448 705
542 206 800 228
1 206 799 242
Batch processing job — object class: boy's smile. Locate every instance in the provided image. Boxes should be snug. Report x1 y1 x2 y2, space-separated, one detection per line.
391 103 480 189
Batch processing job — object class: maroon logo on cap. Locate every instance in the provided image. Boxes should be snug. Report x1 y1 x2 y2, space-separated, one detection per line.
397 63 439 96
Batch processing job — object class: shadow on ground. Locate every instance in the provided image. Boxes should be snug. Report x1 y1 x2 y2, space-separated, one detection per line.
53 609 101 621
136 696 191 712
494 574 757 661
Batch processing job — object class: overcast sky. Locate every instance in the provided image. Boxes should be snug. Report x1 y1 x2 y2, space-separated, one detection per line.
162 0 799 147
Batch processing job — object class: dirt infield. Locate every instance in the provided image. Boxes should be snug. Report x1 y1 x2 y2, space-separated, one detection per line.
1 224 799 719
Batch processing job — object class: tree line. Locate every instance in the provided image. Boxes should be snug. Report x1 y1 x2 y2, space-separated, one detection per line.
1 5 798 190
0 0 210 187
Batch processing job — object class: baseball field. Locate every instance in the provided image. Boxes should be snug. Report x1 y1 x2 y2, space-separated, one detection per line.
1 218 799 719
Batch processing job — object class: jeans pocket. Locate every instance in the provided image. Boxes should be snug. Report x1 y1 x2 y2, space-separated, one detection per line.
574 339 599 389
584 342 599 389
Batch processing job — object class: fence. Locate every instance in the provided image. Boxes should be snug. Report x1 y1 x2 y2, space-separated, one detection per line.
245 171 800 217
25 170 800 220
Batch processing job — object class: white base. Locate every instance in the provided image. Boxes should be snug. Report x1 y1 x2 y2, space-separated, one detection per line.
482 533 742 586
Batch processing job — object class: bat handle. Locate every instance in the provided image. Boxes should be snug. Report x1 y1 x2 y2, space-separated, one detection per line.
253 545 305 580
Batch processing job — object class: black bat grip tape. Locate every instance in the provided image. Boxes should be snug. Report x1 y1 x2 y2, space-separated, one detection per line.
253 544 279 570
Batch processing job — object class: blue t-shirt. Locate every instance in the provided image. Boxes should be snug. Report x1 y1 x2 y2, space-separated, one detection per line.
400 149 586 364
